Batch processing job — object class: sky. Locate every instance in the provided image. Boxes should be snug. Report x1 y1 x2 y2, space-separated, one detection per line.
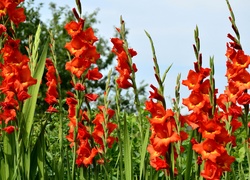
36 0 250 107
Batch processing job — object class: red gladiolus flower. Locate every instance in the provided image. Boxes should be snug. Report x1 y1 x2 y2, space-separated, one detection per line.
0 1 8 17
147 145 169 171
199 120 222 140
182 91 205 113
111 38 124 54
216 151 235 172
74 83 85 91
230 118 242 133
225 43 236 60
3 125 15 134
65 57 91 78
232 50 250 71
182 70 201 90
232 69 250 91
237 92 250 105
214 127 233 147
76 140 98 167
65 36 87 57
19 65 37 89
200 160 223 180
44 59 60 112
149 109 174 125
0 24 6 36
65 19 84 37
92 107 117 150
46 106 58 113
145 99 166 118
192 139 225 163
87 67 103 81
8 7 26 26
111 32 138 90
17 90 31 101
151 122 180 154
224 81 242 104
116 69 133 89
149 84 164 103
82 27 98 45
85 93 98 101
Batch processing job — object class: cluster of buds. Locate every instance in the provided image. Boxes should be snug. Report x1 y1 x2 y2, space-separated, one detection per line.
44 58 60 113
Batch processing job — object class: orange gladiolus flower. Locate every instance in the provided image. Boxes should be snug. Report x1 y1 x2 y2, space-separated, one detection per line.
65 19 84 37
182 70 201 90
116 69 133 89
65 57 91 78
232 50 250 71
200 160 223 180
82 27 98 45
149 109 174 125
232 69 250 91
8 7 26 26
145 99 166 118
216 151 235 172
237 92 250 105
225 43 236 60
214 127 233 147
199 120 222 140
151 121 180 153
87 67 103 81
19 65 37 89
193 139 225 163
76 140 98 167
182 91 205 113
65 36 87 57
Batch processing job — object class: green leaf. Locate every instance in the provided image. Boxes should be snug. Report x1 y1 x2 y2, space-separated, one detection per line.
139 124 150 180
3 133 14 179
37 130 45 179
236 146 245 163
161 63 172 84
30 24 41 75
185 130 194 180
22 38 48 148
123 115 132 180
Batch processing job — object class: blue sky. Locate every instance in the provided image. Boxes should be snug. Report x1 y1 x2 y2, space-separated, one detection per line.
37 0 250 106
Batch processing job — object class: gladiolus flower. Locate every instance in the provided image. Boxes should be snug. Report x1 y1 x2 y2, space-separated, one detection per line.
87 67 103 81
65 19 84 37
65 57 91 78
193 139 225 163
85 93 98 101
200 160 223 180
76 140 98 167
8 7 26 26
0 24 6 36
149 84 164 103
182 91 205 113
199 120 222 140
3 125 15 134
74 83 85 91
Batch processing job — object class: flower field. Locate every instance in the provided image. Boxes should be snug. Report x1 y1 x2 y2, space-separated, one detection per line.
0 0 250 179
